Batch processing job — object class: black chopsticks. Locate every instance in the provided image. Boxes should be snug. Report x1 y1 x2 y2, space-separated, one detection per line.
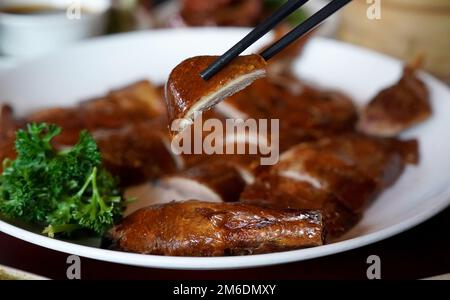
200 0 352 81
199 0 309 80
261 0 352 60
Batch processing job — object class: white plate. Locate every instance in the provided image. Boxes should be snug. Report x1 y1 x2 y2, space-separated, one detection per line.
0 29 450 270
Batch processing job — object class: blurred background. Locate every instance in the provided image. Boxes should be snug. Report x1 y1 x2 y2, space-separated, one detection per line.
0 0 449 82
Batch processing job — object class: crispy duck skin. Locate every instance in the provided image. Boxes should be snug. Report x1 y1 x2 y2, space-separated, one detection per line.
107 200 323 256
358 65 432 137
241 133 418 240
274 134 418 207
218 77 357 151
277 134 417 209
27 80 166 146
241 174 359 240
165 55 266 134
94 120 179 185
177 107 265 174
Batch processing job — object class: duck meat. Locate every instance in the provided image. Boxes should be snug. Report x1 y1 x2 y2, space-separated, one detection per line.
94 120 179 186
241 174 359 240
107 200 323 256
26 80 167 146
358 64 432 137
158 160 246 203
241 133 418 239
165 55 266 133
124 160 248 216
217 77 357 151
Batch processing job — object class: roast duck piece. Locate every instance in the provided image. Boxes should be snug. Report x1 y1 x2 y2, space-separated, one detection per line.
26 80 166 145
165 55 266 133
124 160 248 216
241 133 419 240
106 200 323 256
217 76 358 152
358 62 432 137
93 121 179 185
158 160 247 203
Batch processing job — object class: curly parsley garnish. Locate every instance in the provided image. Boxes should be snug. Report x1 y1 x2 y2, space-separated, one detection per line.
0 123 123 237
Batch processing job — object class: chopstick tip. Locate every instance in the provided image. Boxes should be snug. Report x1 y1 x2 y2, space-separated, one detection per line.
200 69 213 81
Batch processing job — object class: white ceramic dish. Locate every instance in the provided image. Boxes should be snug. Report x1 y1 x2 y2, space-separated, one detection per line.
0 29 449 270
0 0 111 58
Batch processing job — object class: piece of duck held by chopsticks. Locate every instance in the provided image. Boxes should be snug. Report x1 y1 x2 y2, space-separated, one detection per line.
358 58 432 137
165 55 267 134
106 200 323 256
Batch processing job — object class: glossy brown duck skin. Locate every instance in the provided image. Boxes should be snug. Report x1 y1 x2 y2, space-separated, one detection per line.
165 55 266 133
3 81 174 185
107 200 323 256
94 120 179 186
220 77 357 151
241 133 418 239
286 134 416 209
241 175 359 240
27 80 167 146
273 133 419 211
177 107 266 173
358 65 431 137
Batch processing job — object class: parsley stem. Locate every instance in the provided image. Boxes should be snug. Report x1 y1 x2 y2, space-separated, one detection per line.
91 167 107 211
75 167 96 199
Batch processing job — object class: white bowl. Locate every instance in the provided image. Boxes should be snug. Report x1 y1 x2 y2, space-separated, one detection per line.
0 0 111 58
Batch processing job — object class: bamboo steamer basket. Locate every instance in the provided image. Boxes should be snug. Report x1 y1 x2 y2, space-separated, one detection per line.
338 0 450 82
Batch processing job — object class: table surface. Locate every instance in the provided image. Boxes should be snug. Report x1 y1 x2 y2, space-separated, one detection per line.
1 206 449 280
